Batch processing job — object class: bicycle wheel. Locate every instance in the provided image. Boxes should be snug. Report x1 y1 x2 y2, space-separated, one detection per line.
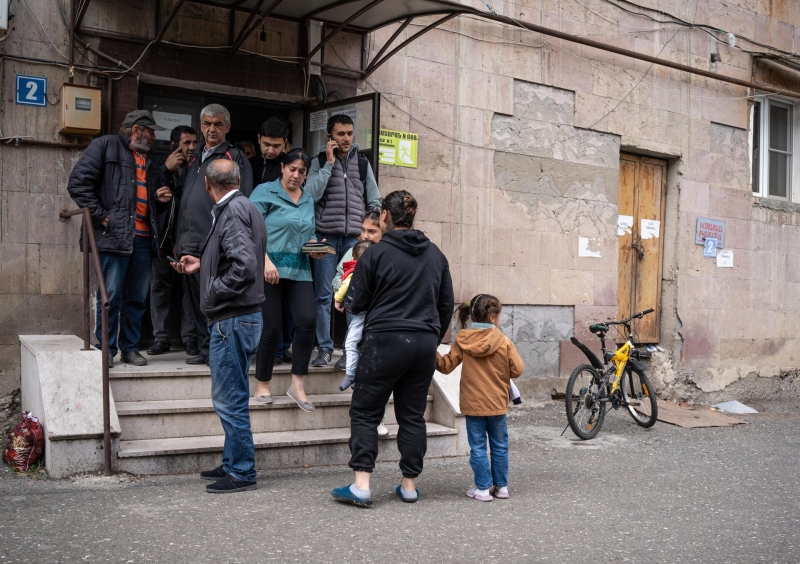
620 366 658 427
565 364 606 440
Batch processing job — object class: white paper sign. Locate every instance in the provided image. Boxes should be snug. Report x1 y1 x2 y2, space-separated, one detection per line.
153 111 192 142
309 110 327 132
716 249 734 268
641 219 660 240
578 237 601 258
617 215 633 236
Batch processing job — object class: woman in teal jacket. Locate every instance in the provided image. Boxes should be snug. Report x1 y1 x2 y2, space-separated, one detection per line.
250 149 326 412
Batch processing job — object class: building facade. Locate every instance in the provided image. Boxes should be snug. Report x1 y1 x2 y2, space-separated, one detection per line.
1 0 799 427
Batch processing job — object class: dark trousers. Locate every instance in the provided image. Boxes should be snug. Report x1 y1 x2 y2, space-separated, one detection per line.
348 330 438 478
96 236 151 357
183 270 210 358
276 297 294 356
256 279 316 380
150 247 197 344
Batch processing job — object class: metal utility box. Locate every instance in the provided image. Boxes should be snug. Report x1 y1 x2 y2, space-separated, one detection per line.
60 84 102 135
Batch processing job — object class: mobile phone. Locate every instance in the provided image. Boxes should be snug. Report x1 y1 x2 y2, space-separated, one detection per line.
166 256 179 264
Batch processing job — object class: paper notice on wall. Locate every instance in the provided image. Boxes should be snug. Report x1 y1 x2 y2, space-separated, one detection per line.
152 111 192 141
641 219 660 239
617 215 633 236
578 237 602 258
309 110 327 132
716 249 734 268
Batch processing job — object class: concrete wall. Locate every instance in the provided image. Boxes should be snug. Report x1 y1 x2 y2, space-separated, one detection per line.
367 2 800 400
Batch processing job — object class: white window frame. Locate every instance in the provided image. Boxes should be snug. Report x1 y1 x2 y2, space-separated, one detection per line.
751 95 797 201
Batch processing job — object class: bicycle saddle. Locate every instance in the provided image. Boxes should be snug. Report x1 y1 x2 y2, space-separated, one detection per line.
589 323 608 334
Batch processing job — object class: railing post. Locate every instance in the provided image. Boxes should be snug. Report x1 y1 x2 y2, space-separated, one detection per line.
101 304 111 475
81 211 90 350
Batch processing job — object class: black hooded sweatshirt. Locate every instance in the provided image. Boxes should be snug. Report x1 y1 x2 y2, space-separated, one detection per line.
345 229 454 342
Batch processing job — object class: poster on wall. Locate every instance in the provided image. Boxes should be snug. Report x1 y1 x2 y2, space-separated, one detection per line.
153 111 192 142
378 129 418 168
309 110 327 132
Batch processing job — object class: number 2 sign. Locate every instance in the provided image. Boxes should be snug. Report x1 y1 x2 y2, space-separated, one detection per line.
16 75 48 107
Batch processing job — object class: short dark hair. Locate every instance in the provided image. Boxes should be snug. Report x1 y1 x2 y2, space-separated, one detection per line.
352 240 373 260
326 113 353 134
281 148 311 170
170 125 197 145
259 117 289 139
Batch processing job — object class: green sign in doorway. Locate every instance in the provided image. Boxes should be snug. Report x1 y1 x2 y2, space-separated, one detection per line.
378 129 418 168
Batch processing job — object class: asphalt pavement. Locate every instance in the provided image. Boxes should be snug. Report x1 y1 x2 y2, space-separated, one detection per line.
1 399 798 563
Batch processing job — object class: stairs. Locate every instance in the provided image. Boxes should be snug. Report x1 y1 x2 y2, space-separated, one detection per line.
109 351 462 475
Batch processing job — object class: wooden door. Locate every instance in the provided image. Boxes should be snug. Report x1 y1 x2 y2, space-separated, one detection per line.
617 154 667 343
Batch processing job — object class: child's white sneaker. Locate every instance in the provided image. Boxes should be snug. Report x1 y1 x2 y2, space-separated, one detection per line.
490 486 509 499
377 423 389 437
466 487 493 502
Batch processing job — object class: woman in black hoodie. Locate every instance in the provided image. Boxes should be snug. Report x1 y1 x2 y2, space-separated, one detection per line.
331 190 455 507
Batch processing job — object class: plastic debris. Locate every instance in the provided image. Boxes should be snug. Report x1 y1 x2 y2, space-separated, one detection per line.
3 411 45 472
711 401 758 414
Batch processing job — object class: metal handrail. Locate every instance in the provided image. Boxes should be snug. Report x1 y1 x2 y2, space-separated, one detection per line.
60 208 112 475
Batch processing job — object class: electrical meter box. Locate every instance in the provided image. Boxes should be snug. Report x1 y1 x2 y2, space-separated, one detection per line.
60 84 102 135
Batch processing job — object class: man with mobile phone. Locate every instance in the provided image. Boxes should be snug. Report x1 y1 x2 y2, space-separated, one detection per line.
147 125 200 357
305 114 381 367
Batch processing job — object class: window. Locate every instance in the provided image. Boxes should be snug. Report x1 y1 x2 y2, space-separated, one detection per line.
751 97 796 200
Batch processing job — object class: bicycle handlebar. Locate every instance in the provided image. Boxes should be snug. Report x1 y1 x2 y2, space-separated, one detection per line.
605 308 655 327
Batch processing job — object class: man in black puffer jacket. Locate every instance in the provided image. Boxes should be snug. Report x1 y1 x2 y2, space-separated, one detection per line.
67 110 171 367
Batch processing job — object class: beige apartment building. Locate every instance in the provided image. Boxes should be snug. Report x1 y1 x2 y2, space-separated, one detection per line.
1 0 799 428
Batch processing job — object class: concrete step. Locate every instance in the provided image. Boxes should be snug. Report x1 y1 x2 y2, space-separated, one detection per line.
110 351 346 402
115 394 433 440
116 423 459 476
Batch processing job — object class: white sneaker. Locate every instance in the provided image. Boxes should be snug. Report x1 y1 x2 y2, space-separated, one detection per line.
377 423 389 437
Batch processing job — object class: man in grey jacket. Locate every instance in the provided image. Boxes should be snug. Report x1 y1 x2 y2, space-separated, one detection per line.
305 113 381 367
172 159 266 494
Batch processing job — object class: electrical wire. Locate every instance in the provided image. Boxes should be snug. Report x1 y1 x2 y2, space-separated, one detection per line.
21 0 69 60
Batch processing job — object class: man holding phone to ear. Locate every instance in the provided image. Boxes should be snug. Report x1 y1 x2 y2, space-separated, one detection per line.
147 125 200 357
306 113 381 367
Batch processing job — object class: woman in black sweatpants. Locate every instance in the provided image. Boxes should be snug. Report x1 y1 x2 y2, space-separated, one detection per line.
331 190 455 506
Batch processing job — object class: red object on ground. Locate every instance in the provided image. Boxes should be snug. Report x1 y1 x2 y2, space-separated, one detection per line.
3 411 45 472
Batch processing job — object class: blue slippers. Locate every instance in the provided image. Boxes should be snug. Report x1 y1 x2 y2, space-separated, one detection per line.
331 485 372 507
395 485 419 503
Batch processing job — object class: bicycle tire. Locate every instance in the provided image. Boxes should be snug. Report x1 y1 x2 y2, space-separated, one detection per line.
565 364 606 440
620 366 658 427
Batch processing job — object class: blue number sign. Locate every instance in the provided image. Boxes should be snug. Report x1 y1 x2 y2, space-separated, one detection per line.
703 237 718 258
16 75 48 107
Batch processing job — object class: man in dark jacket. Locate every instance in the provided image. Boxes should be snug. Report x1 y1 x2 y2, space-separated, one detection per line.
67 110 171 367
172 159 266 494
249 116 288 185
174 104 254 364
147 125 199 357
305 113 381 367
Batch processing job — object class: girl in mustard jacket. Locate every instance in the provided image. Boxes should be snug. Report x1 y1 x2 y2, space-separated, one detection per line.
436 294 524 502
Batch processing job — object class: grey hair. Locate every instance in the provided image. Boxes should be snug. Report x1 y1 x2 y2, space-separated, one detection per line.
120 126 133 137
205 160 240 190
200 104 231 126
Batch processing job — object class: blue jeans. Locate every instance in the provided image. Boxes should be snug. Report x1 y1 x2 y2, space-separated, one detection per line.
466 415 509 490
312 233 358 351
209 312 262 482
96 236 151 357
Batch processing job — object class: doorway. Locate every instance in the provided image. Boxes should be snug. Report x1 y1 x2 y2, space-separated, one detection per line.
617 154 667 343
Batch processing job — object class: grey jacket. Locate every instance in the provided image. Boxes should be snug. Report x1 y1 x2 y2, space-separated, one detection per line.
199 191 266 324
306 144 380 236
175 141 254 258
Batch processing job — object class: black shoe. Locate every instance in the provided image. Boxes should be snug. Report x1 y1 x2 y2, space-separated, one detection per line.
335 353 347 371
147 340 171 355
200 465 227 481
206 474 257 494
121 351 147 366
186 355 209 365
108 354 114 368
281 350 292 363
310 349 332 367
184 343 200 357
274 355 283 365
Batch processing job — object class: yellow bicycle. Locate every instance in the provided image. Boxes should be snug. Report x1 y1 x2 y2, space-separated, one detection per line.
565 309 658 440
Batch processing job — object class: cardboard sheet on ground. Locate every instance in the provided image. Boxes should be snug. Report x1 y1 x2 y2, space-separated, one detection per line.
656 401 746 428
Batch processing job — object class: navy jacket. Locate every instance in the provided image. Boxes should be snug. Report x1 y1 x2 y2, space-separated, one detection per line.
67 133 166 254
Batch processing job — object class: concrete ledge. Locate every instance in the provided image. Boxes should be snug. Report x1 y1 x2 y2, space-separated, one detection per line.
20 335 121 478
